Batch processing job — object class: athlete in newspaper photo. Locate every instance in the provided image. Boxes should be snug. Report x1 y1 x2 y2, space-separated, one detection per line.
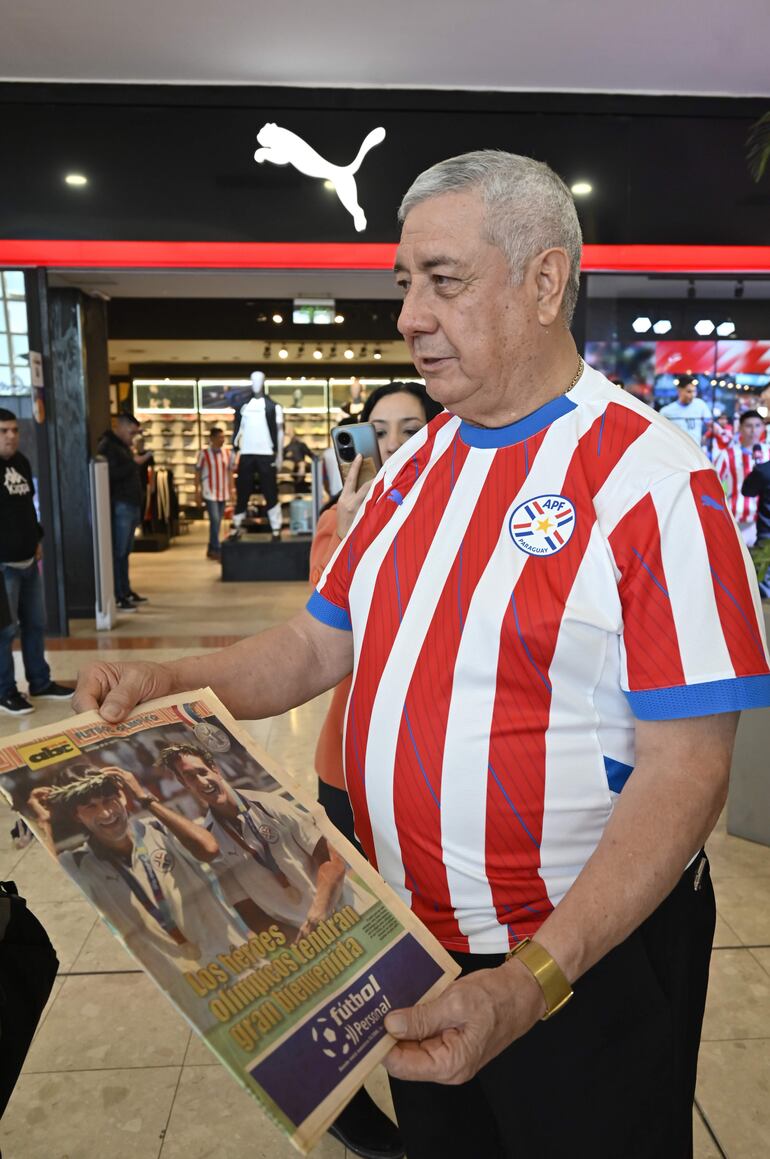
27 767 251 1004
157 744 365 939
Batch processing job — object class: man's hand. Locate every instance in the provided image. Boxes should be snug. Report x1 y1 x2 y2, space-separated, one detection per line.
101 765 149 806
73 660 174 722
27 786 54 824
384 960 545 1085
336 455 374 539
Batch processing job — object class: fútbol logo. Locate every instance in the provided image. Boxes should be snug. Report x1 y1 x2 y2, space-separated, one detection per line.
310 973 392 1065
311 1016 351 1060
509 494 576 557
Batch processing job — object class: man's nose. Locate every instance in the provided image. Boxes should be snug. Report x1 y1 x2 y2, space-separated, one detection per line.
397 286 437 339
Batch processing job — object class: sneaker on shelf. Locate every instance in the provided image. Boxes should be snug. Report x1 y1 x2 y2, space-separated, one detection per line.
29 681 73 700
128 591 148 603
116 597 138 612
0 691 35 715
227 528 242 541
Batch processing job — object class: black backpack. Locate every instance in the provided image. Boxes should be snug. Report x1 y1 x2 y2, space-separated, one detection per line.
0 881 59 1118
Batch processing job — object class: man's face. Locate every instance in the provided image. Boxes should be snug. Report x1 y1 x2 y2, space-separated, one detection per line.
0 419 19 460
210 430 225 450
116 420 139 447
740 416 765 447
75 790 130 848
395 190 536 421
676 384 697 405
174 753 230 810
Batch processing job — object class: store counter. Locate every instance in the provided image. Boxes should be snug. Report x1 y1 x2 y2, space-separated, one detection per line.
221 536 311 582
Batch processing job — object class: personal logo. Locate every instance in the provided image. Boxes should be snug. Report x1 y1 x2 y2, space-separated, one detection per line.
254 123 386 232
509 494 576 557
151 850 174 873
3 465 30 497
258 823 280 845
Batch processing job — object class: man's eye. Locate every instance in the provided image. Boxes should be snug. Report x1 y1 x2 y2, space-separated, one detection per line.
395 278 410 294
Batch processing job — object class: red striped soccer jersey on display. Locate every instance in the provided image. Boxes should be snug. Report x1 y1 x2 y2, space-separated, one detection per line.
196 446 231 502
307 365 770 954
715 442 770 526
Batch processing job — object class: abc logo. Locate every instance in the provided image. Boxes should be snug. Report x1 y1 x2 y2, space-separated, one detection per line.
311 1016 350 1060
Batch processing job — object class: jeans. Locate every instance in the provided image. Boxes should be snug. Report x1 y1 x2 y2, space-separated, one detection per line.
0 561 51 697
205 499 226 552
111 501 141 601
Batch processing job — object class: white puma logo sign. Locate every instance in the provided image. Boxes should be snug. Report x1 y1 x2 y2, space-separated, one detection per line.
254 123 386 232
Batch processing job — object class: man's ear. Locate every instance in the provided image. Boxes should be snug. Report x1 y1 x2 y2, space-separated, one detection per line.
528 248 571 327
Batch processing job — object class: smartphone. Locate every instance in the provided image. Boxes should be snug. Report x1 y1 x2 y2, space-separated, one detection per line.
331 423 383 486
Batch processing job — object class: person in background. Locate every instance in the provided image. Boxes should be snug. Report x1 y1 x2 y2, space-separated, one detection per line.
133 433 154 531
0 408 72 714
709 411 735 455
310 383 442 845
97 412 147 612
195 426 234 561
659 379 712 445
715 410 770 545
304 383 441 1159
741 453 770 596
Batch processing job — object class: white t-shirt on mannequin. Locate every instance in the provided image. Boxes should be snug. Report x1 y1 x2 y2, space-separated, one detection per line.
236 397 284 455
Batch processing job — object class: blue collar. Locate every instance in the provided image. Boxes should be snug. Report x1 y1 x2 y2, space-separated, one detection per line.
458 394 577 448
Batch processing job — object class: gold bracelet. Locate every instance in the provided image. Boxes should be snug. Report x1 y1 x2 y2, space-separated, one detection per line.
505 938 573 1020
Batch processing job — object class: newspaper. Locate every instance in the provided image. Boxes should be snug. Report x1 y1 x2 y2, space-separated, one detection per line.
0 689 459 1153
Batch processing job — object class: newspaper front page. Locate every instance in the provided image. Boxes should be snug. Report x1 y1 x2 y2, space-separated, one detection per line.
0 689 459 1153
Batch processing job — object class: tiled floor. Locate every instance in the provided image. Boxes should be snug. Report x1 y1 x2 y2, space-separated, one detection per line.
1 524 768 1156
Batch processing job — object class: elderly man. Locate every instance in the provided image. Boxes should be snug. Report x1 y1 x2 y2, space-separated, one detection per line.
75 151 770 1159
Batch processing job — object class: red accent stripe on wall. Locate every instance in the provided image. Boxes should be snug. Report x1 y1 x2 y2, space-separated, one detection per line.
1 240 770 274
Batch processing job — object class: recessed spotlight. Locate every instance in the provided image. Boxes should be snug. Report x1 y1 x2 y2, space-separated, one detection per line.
323 180 335 191
632 316 652 334
373 349 382 360
344 348 355 360
272 313 283 324
278 347 289 359
694 319 715 336
571 182 592 196
716 321 736 337
334 313 345 324
652 320 672 335
313 348 323 360
65 174 88 186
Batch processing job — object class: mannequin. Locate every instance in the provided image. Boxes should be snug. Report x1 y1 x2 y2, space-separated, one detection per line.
229 371 284 541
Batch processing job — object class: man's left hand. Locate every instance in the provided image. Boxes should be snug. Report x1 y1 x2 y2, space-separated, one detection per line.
383 960 545 1085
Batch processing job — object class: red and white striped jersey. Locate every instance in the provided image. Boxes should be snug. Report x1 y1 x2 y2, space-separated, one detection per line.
307 364 770 954
715 442 770 525
196 446 232 502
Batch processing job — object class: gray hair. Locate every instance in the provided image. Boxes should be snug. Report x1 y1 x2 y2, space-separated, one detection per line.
398 150 582 325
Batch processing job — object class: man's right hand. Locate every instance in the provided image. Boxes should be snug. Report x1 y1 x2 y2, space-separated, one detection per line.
73 660 174 722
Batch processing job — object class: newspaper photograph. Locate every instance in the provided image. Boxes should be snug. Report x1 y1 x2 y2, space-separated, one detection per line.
0 689 459 1153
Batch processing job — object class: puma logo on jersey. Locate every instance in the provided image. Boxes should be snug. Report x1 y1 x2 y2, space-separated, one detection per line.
3 465 30 497
254 123 386 232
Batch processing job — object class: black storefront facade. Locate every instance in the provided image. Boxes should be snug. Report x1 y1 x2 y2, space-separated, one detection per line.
1 82 770 632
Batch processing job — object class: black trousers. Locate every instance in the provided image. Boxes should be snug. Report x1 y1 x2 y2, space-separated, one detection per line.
389 854 715 1159
234 453 278 515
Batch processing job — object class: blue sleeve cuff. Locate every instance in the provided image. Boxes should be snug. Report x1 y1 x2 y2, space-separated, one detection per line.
625 674 770 720
306 590 352 631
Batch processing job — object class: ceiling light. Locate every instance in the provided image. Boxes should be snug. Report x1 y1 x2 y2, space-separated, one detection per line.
571 181 592 196
694 319 715 336
632 316 652 334
344 348 355 360
652 319 672 335
373 349 382 360
263 345 272 358
323 180 335 191
65 173 88 186
334 313 345 324
272 313 283 324
716 321 736 337
360 345 368 357
313 347 323 360
278 347 289 359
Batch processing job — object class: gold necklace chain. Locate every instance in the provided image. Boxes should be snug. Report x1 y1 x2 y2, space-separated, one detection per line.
565 355 584 395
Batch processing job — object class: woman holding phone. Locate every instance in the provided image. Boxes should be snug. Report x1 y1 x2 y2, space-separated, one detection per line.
307 381 441 1159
